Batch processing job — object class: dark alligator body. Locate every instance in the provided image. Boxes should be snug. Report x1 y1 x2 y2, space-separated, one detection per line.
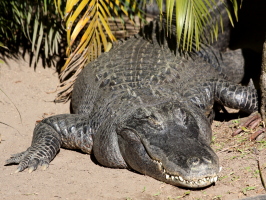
6 19 258 189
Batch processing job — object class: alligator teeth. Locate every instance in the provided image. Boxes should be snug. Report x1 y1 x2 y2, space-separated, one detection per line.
154 159 219 186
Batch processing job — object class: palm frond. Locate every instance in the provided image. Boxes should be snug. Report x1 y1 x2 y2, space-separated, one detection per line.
55 0 144 102
0 42 7 63
156 0 238 51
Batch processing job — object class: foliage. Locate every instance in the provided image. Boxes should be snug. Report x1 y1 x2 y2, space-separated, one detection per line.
0 0 64 67
54 0 239 102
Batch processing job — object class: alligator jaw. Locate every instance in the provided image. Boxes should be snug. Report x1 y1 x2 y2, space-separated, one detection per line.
154 160 218 188
118 127 219 189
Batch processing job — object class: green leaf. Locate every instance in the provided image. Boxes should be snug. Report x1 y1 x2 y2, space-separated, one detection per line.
158 0 239 51
32 17 40 52
35 22 44 63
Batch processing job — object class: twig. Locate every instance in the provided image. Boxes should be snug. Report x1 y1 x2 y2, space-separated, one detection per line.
250 128 266 141
0 121 21 135
232 113 261 136
0 88 22 123
257 156 266 191
217 143 243 153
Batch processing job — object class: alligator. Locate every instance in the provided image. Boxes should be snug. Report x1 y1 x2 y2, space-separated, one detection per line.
6 21 258 189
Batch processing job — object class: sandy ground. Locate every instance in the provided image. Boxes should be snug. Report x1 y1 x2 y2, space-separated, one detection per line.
0 56 266 200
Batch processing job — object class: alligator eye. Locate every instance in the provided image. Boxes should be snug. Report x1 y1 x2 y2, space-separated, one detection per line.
148 116 158 124
173 108 188 127
134 108 151 119
147 116 164 129
202 156 212 164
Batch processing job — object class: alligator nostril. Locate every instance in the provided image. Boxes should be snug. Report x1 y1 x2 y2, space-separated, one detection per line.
187 157 200 166
202 156 212 164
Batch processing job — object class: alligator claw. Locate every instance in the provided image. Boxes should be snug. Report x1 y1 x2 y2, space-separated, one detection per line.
40 163 49 171
232 112 265 140
14 164 27 173
14 168 21 173
28 166 35 173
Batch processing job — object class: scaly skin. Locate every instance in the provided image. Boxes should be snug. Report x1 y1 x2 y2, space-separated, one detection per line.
6 20 258 188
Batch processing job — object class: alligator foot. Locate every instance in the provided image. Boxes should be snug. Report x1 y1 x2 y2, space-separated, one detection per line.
232 112 265 141
5 146 52 173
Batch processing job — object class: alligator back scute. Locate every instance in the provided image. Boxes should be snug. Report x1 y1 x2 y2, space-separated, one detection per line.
72 31 223 118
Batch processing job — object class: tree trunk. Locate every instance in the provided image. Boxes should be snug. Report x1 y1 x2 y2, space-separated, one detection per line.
260 38 266 122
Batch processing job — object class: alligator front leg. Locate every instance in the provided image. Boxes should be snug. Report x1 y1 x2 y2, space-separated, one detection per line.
6 114 93 172
183 79 258 120
214 79 258 113
214 80 263 139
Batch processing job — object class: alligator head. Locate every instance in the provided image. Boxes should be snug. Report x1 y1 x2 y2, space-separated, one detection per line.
117 100 219 188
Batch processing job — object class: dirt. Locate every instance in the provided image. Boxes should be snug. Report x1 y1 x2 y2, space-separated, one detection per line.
0 55 266 200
